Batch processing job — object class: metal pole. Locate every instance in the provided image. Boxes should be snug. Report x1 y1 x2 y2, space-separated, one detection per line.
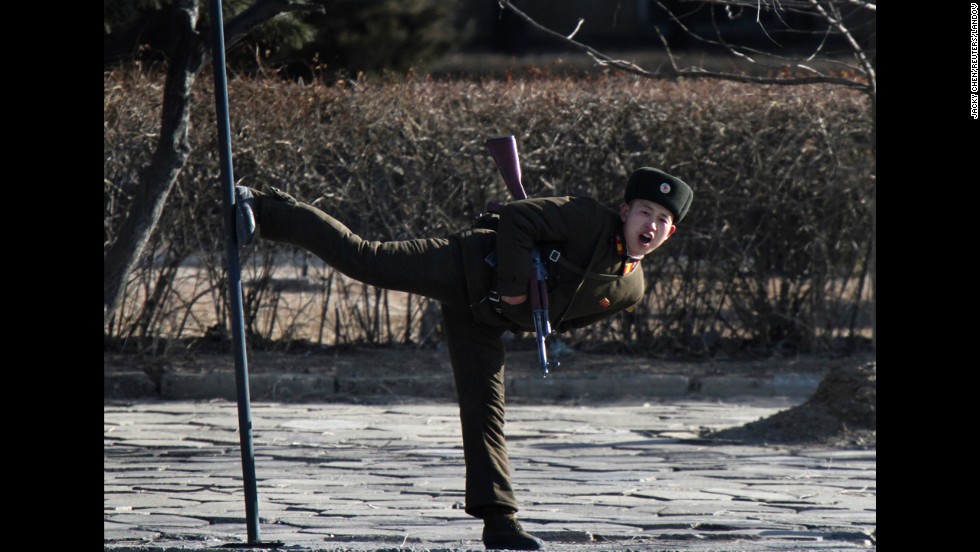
208 0 261 544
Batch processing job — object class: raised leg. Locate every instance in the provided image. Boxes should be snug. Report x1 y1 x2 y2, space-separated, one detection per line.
254 188 468 305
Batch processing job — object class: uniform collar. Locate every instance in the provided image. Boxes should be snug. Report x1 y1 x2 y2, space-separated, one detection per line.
614 234 644 261
613 234 642 275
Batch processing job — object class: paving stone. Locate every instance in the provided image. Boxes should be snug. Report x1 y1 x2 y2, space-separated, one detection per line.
305 526 444 540
352 499 456 510
747 511 869 528
203 522 270 535
795 508 877 523
104 513 211 528
144 511 283 526
150 527 252 545
728 465 841 479
739 488 860 507
105 400 875 551
532 529 597 543
276 514 382 529
400 448 465 458
105 520 135 532
515 511 618 524
701 487 801 502
541 484 656 499
102 528 161 542
124 483 215 494
169 500 290 517
803 478 877 489
759 528 848 540
613 515 777 532
651 502 796 516
278 418 370 431
565 494 665 508
629 488 734 501
104 495 201 510
264 494 344 508
249 526 327 542
113 439 219 449
741 453 836 465
416 511 472 521
800 450 877 461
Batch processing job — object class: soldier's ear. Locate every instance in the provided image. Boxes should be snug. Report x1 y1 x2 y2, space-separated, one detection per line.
619 202 630 222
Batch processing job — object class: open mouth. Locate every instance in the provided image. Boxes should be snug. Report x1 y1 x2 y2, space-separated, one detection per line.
639 233 653 245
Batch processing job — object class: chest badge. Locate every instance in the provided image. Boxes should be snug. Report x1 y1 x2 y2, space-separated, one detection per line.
599 297 611 309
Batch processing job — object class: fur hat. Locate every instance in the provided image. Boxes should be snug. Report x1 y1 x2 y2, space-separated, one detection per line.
624 168 693 223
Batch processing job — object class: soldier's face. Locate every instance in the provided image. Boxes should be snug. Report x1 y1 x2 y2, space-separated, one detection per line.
619 199 676 258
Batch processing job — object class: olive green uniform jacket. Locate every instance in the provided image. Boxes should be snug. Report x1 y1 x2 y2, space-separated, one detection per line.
461 197 645 332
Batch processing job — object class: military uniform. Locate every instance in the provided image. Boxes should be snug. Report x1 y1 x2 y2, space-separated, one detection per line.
253 190 646 518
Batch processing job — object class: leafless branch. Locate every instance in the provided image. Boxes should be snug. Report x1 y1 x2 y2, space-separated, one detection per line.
498 0 869 90
844 0 876 11
691 0 873 9
223 0 324 48
497 0 667 79
653 24 682 72
711 2 775 62
762 0 791 35
806 0 876 94
658 0 841 71
805 19 834 61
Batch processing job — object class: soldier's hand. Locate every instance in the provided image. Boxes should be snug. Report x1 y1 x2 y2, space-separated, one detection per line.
501 294 528 305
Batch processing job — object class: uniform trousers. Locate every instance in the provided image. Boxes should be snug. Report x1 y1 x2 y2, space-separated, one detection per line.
258 194 518 518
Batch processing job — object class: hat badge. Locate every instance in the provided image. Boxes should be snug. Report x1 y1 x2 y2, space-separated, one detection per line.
660 182 672 194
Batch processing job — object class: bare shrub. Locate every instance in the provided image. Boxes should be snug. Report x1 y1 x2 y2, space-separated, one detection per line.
104 70 873 357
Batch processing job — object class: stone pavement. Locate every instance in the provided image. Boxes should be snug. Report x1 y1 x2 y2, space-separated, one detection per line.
104 399 876 551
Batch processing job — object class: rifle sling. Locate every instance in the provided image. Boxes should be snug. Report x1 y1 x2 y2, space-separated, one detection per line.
547 216 618 329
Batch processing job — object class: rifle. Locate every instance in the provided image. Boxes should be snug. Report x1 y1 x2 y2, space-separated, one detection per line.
485 135 559 378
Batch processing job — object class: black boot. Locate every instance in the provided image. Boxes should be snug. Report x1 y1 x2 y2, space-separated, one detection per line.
234 186 257 246
482 513 545 550
234 185 298 246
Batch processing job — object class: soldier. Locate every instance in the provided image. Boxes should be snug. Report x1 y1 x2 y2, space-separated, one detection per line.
235 167 692 550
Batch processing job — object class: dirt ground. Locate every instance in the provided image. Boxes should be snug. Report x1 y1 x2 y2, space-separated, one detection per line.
104 344 876 450
706 361 876 449
104 339 865 377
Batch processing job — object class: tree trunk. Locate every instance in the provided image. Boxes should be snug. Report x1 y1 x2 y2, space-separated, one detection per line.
870 27 876 353
870 95 876 353
103 0 205 327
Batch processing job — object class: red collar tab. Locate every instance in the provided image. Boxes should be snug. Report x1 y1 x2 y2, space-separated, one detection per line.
614 235 639 275
623 259 639 275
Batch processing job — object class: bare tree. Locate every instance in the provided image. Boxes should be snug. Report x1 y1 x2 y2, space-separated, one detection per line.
498 1 874 91
103 0 320 327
